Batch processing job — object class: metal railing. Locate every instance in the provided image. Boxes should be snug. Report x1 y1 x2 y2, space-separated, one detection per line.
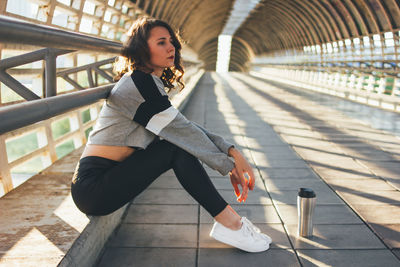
0 15 122 53
251 66 400 112
0 16 123 195
0 16 121 133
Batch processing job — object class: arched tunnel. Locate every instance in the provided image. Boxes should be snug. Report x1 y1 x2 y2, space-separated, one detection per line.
1 1 400 266
131 0 400 73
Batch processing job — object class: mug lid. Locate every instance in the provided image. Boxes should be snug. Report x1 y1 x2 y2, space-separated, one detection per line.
298 188 316 198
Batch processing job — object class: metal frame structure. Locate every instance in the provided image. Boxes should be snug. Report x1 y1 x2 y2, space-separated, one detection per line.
0 16 121 132
0 0 137 42
0 14 122 194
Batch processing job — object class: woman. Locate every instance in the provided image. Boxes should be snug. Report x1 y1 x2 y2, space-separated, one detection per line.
71 17 271 253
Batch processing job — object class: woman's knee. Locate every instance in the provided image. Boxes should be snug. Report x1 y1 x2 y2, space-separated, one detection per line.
157 140 198 167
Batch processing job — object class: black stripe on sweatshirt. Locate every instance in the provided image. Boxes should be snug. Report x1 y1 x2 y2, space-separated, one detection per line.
131 70 161 100
133 95 171 126
131 70 171 126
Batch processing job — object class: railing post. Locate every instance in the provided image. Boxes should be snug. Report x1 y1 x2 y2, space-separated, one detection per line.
0 135 13 193
87 68 95 88
69 112 83 148
393 78 400 96
44 121 58 164
0 1 6 14
45 48 58 97
77 108 87 146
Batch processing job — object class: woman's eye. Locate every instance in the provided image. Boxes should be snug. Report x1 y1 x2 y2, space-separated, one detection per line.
158 41 165 45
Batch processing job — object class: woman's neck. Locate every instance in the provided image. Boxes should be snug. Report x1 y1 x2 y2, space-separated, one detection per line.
151 68 164 78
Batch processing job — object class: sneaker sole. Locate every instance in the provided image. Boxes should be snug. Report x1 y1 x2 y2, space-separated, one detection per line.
210 231 270 253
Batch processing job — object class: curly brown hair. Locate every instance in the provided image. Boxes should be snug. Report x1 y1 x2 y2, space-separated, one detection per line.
114 17 184 92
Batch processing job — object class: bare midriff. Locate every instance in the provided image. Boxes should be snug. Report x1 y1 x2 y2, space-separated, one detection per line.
80 144 136 162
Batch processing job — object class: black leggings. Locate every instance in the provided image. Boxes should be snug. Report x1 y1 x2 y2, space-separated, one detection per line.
70 139 228 217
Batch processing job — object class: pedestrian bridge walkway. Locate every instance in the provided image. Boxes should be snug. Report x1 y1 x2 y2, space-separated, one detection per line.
96 72 400 266
3 72 399 266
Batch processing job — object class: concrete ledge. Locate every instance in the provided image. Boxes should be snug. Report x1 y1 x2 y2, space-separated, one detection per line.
0 70 204 267
58 204 128 267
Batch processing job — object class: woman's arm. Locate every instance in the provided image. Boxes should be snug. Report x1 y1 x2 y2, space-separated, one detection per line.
191 121 234 155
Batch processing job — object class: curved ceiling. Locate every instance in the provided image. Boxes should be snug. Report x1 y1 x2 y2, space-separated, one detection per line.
234 0 400 68
136 0 400 71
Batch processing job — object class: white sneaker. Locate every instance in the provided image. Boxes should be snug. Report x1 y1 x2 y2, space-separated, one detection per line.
209 217 271 253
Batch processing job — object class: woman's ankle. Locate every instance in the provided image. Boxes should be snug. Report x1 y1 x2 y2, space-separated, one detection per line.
214 205 242 230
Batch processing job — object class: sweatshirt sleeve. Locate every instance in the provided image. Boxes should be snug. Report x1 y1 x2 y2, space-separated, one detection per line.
128 70 235 176
191 121 235 155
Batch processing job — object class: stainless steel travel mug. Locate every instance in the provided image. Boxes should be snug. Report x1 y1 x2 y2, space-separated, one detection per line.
297 188 316 237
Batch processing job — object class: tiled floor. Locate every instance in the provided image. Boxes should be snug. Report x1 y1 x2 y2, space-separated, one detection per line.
96 72 400 267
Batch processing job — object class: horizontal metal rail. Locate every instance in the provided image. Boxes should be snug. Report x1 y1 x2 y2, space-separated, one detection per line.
0 15 122 53
0 84 113 135
251 67 400 112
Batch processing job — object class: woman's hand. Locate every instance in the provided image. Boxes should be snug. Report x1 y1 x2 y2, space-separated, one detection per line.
228 147 255 203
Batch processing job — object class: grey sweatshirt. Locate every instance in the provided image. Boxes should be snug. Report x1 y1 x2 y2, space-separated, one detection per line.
87 70 235 175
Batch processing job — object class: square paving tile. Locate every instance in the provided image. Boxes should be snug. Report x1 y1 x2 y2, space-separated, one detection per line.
203 166 228 178
263 178 331 191
210 178 237 189
199 223 291 249
97 248 196 267
275 204 363 225
393 249 400 260
370 224 400 249
259 168 319 179
198 248 300 267
148 176 183 189
252 158 308 169
388 179 400 191
336 190 400 205
297 249 400 267
307 157 366 170
246 137 293 148
211 177 267 191
133 189 197 205
200 205 281 224
351 204 400 224
292 147 348 160
251 149 299 160
161 169 175 177
125 204 198 224
218 189 272 205
358 161 400 179
312 166 377 180
108 224 197 248
328 178 395 191
0 256 64 267
269 190 344 205
250 145 299 156
286 224 386 249
281 136 334 148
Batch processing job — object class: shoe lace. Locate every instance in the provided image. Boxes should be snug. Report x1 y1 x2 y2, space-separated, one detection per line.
242 217 263 240
242 217 261 233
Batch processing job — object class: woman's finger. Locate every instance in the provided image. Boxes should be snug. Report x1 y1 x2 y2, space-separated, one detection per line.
248 172 255 190
233 183 240 197
230 170 241 197
239 172 249 202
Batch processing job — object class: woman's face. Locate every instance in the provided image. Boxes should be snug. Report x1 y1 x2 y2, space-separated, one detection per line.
147 26 175 76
